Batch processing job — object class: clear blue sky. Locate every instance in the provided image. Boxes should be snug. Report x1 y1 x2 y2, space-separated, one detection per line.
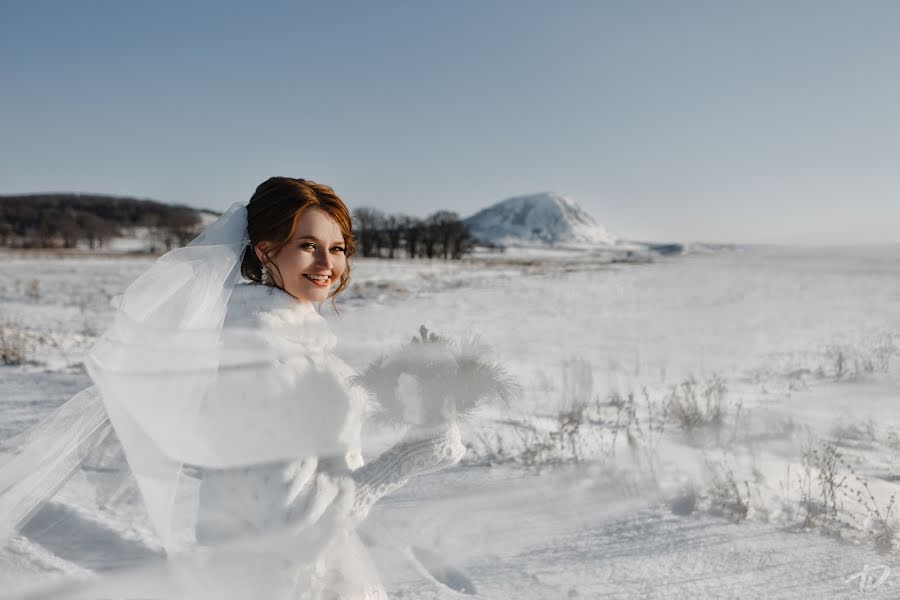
3 0 899 244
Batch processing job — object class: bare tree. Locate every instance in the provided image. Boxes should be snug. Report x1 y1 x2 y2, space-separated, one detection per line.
58 211 80 249
164 209 202 248
353 207 386 258
0 222 11 246
79 212 118 249
382 214 404 259
403 216 422 259
419 211 472 260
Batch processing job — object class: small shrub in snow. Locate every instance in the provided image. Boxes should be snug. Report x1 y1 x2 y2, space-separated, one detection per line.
609 387 666 483
466 379 666 488
665 374 734 444
707 468 751 521
465 357 603 469
837 454 899 550
466 407 605 471
822 333 896 382
798 439 844 527
788 436 899 549
885 428 900 466
0 320 27 365
864 495 899 551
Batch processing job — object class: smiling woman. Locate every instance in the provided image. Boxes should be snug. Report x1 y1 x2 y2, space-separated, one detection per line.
241 177 356 311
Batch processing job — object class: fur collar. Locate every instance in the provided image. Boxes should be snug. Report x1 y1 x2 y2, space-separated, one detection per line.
223 283 337 350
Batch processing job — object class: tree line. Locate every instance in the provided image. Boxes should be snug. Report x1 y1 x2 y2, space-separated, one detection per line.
0 194 201 250
0 195 480 260
351 207 476 260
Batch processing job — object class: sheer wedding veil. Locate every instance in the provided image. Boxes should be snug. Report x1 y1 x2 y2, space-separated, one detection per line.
0 201 356 569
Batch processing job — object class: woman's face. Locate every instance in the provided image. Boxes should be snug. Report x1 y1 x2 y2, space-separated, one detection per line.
256 207 348 304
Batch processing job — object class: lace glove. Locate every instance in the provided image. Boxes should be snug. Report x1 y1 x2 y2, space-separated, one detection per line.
284 422 465 533
346 421 466 526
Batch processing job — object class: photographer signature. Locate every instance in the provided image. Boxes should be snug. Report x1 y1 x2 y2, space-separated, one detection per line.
846 564 891 592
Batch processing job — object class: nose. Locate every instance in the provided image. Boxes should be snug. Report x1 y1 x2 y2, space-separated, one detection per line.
314 246 332 270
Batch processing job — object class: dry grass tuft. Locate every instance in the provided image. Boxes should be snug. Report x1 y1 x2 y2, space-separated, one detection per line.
0 318 27 365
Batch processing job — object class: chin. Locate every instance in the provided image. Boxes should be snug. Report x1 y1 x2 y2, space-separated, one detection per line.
285 288 329 304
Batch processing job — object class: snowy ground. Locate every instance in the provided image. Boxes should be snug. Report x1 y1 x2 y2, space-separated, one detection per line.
1 245 899 598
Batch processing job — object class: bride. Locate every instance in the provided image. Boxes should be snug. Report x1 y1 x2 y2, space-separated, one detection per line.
0 177 467 599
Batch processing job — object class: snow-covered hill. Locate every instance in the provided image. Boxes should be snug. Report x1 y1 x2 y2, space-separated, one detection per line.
462 192 618 247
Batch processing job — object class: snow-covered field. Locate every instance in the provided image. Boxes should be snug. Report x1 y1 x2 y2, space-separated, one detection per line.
2 245 900 598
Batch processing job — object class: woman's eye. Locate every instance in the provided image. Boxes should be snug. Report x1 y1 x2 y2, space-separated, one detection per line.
301 242 316 250
331 247 346 253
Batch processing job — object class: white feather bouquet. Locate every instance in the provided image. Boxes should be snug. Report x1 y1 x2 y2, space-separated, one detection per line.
350 325 519 427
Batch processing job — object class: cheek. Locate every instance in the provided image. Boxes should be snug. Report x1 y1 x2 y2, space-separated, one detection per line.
278 251 312 276
334 255 348 276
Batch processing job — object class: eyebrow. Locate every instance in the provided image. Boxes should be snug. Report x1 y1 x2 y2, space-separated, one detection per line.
296 234 345 244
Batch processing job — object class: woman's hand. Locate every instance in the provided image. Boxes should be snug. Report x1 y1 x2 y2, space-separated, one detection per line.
284 422 466 533
347 420 466 525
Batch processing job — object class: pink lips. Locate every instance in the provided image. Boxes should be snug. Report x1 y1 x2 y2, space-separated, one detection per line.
303 274 331 288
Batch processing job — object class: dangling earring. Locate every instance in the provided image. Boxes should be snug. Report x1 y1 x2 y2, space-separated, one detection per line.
260 264 269 285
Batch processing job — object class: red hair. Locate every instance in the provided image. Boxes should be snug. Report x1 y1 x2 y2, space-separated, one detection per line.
241 177 356 310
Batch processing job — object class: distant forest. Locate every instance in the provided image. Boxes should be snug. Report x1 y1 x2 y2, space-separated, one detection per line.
0 193 202 251
0 194 480 259
351 207 478 260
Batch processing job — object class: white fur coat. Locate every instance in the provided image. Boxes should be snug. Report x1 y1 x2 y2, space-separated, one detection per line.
194 283 464 599
195 283 366 545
